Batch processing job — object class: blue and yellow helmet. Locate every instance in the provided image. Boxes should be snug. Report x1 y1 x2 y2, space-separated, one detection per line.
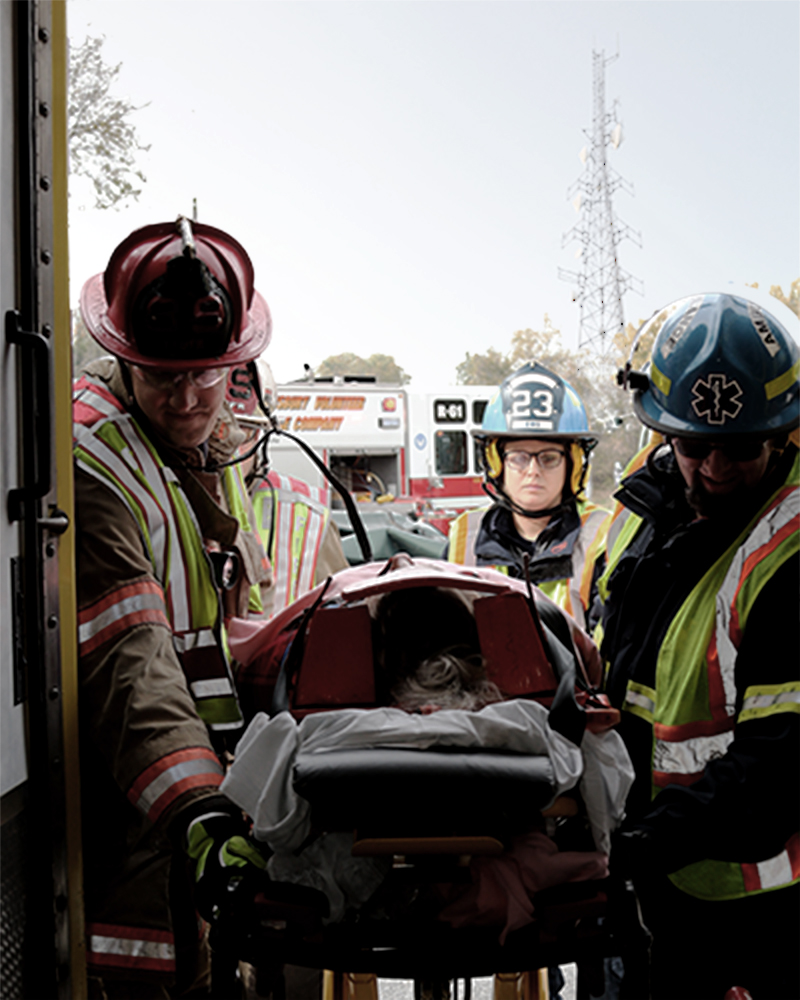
625 294 799 439
472 361 598 501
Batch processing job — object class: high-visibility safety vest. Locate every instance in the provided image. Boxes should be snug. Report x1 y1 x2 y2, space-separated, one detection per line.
448 501 608 631
249 471 332 614
619 452 800 901
73 373 247 752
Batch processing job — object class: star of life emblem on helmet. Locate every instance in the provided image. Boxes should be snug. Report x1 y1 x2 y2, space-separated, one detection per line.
691 373 744 425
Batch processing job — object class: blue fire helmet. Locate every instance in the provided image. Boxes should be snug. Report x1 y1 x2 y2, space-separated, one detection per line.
626 294 799 438
474 361 597 443
473 362 597 499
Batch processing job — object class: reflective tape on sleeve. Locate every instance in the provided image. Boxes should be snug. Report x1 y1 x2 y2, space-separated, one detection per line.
653 730 734 785
78 580 170 656
86 923 175 973
623 682 656 723
739 683 800 724
127 747 224 823
742 834 800 892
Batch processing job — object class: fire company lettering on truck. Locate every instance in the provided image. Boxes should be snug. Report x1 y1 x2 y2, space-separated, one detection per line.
267 381 498 531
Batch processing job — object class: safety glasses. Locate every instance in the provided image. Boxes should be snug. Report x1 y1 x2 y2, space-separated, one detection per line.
504 449 566 473
130 364 229 391
673 437 767 463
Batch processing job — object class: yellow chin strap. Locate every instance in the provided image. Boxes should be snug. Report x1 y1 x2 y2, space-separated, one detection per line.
486 439 503 479
570 441 587 496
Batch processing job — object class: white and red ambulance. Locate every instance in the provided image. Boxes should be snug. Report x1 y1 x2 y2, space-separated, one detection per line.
261 378 499 534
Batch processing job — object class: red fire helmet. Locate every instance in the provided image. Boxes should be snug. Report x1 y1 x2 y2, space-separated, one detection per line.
80 218 271 369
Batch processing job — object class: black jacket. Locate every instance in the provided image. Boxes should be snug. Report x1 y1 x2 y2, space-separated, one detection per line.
474 502 584 585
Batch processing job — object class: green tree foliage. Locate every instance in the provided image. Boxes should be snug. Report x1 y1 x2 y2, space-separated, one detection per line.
68 35 149 209
315 352 411 384
455 347 512 386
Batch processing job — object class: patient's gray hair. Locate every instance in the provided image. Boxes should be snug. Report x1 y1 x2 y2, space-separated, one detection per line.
391 650 502 712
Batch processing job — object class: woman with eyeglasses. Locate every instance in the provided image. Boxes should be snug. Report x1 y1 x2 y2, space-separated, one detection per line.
598 293 800 1000
448 361 609 633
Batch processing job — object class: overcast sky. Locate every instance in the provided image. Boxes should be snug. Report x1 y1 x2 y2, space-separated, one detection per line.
66 0 799 388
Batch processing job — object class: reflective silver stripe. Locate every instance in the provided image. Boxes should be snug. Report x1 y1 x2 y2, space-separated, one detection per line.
173 629 217 654
653 731 734 775
271 472 329 510
78 591 165 644
191 678 233 698
75 431 167 573
273 491 293 609
120 422 194 630
715 489 800 717
74 384 123 419
757 850 794 890
89 933 175 963
266 479 330 519
295 505 325 598
742 689 800 712
134 756 223 814
567 508 607 630
210 719 245 731
286 502 307 606
625 689 655 714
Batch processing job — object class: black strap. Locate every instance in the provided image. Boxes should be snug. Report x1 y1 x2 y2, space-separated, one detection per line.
244 361 372 564
271 577 333 715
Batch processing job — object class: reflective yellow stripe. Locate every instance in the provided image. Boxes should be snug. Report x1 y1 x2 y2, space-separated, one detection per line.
739 682 800 723
623 681 656 724
447 513 469 564
765 359 800 401
650 360 671 397
447 509 486 567
579 507 610 612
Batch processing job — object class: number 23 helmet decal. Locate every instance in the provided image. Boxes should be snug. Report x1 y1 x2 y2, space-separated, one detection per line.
473 361 598 515
622 293 799 438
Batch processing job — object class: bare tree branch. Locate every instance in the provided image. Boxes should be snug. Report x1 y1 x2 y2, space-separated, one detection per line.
68 35 150 209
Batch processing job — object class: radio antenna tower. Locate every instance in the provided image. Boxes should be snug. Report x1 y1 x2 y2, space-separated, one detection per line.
559 49 642 355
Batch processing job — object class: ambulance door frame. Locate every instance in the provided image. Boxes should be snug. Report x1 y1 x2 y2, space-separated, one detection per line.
2 2 83 997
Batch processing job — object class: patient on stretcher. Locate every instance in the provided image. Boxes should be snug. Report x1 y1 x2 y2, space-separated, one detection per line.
223 562 634 940
374 586 503 713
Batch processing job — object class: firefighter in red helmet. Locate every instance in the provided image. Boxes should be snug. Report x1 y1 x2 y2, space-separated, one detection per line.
74 218 275 996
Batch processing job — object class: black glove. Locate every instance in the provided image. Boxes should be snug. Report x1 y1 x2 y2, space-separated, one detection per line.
185 810 268 924
610 826 656 880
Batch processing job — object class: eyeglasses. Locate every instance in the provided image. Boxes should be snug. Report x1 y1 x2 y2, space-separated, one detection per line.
504 449 566 473
673 437 767 463
130 365 229 391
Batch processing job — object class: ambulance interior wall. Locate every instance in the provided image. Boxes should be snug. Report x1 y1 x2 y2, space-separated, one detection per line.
266 442 402 504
